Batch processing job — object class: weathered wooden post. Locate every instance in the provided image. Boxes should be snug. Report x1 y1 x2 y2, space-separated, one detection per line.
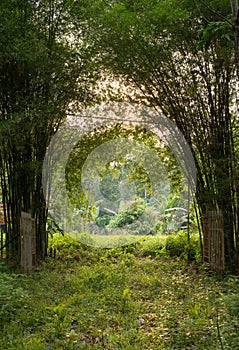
20 212 36 274
203 210 225 271
0 203 6 259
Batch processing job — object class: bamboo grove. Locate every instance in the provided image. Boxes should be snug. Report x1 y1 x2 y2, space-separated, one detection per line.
0 0 239 272
0 0 94 260
85 0 239 271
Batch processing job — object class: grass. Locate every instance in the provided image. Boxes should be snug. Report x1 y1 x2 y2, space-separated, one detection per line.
0 233 239 349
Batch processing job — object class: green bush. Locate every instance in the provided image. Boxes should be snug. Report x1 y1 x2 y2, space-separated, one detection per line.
165 231 200 261
108 199 146 228
95 214 112 227
48 229 201 265
48 232 102 265
136 236 167 257
107 199 160 235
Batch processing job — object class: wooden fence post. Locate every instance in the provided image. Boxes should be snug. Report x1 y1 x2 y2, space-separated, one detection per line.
203 210 225 271
20 212 36 274
0 203 5 259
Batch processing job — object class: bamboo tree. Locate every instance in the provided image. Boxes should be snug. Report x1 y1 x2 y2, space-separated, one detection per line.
85 0 239 271
231 0 239 78
0 0 94 261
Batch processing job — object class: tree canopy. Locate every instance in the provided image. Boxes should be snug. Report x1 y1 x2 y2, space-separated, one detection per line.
77 0 239 270
0 0 96 259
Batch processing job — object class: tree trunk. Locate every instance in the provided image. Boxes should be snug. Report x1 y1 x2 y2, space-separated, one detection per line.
231 0 239 79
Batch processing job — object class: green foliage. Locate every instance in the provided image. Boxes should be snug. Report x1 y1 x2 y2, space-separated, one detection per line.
108 198 146 228
135 235 167 259
48 229 201 264
0 273 28 327
165 231 200 261
48 232 101 266
1 235 239 349
47 214 65 237
66 124 183 220
95 214 113 227
198 18 234 48
127 204 161 236
87 0 239 272
0 0 97 259
106 198 167 236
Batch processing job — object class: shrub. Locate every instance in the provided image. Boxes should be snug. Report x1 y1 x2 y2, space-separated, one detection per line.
165 231 200 261
107 199 160 235
136 236 167 257
95 214 112 227
108 199 146 228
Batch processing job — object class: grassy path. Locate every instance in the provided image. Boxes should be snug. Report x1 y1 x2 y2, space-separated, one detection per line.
0 241 239 349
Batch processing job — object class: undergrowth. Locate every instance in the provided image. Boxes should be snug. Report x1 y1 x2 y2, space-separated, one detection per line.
0 233 238 349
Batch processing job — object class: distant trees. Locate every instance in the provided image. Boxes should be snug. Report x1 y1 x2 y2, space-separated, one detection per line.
66 123 183 212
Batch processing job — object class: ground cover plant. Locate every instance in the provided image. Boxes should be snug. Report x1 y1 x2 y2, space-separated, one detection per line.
0 233 239 349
